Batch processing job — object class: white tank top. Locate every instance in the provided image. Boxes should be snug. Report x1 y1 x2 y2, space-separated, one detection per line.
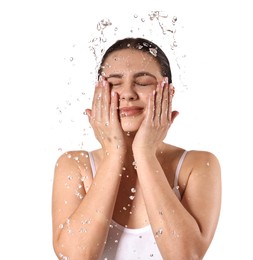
88 150 188 260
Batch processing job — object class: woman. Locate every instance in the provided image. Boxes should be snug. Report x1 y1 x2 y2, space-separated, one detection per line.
52 37 221 259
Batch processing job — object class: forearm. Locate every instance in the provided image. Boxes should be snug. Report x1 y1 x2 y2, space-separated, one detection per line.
56 153 124 259
133 152 204 259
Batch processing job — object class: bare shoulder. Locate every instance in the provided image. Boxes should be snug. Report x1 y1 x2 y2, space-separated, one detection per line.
185 150 221 175
181 149 222 206
55 150 92 172
54 150 95 191
174 149 221 198
180 150 221 240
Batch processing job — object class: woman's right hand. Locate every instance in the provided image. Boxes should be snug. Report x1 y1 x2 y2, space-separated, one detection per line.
85 77 126 155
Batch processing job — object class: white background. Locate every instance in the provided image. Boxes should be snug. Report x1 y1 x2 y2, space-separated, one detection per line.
0 0 252 259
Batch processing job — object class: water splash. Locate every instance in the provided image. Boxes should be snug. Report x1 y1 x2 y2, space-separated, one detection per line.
89 18 112 67
56 11 187 153
59 254 69 260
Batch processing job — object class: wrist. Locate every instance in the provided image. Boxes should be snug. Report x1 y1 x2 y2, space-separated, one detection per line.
102 146 127 157
132 147 156 158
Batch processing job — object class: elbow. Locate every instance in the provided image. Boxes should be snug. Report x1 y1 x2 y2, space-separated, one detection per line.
53 237 102 260
53 237 78 260
161 235 210 260
172 247 206 260
182 237 210 260
53 239 69 260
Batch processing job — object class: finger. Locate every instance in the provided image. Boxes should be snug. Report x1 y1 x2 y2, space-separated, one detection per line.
144 89 156 124
101 77 110 125
85 109 97 132
92 78 103 122
171 110 179 124
85 109 92 119
168 84 175 122
154 79 166 125
160 80 169 125
110 91 120 124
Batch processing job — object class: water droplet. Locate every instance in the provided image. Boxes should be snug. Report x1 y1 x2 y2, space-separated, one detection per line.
132 161 137 170
122 167 126 171
129 195 135 200
172 16 177 24
59 253 69 260
59 224 64 229
155 228 163 237
79 227 87 233
149 48 157 57
120 112 127 118
131 188 136 193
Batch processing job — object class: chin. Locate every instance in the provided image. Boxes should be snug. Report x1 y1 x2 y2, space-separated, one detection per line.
121 118 141 133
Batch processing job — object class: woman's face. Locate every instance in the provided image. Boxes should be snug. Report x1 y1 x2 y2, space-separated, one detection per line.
101 48 165 133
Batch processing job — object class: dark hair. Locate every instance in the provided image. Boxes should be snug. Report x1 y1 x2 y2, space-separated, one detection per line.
98 37 172 83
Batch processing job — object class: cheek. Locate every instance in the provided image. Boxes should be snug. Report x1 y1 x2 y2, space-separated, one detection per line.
137 87 155 102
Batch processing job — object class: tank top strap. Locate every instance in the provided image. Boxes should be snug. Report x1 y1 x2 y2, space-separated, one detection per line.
173 150 188 200
87 151 96 178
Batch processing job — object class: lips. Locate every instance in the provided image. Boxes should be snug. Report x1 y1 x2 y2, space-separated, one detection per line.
119 106 143 117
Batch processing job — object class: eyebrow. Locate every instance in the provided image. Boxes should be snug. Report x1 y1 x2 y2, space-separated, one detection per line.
107 71 157 80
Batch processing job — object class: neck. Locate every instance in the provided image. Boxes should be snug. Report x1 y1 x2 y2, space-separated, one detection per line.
123 131 166 156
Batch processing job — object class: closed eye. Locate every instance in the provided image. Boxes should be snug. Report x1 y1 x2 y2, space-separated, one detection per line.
135 81 152 86
108 81 121 88
134 73 157 87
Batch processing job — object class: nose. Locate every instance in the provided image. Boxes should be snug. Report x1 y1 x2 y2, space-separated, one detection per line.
119 84 138 102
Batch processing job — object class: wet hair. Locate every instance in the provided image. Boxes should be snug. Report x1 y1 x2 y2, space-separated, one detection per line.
98 37 172 83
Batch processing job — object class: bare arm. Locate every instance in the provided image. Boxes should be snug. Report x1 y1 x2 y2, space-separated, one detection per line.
52 151 125 259
132 80 221 259
133 150 221 259
52 78 126 259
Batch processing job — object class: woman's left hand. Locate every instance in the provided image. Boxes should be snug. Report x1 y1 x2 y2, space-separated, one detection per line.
132 78 179 154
